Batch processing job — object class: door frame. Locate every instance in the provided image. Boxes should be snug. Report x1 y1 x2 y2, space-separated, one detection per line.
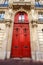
11 11 31 58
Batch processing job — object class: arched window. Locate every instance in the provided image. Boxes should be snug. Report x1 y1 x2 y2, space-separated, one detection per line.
14 11 28 23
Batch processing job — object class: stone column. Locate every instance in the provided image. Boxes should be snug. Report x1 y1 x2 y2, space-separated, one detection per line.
30 21 39 60
5 21 11 59
4 7 13 59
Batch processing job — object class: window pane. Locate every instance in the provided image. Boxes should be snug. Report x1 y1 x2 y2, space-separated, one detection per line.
22 15 24 20
19 15 21 21
18 14 25 22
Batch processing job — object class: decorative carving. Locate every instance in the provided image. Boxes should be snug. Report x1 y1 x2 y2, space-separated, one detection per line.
5 20 12 27
14 7 28 16
31 20 37 27
20 7 23 12
20 0 24 2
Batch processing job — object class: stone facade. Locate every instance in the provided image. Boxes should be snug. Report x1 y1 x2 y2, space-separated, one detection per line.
0 0 43 61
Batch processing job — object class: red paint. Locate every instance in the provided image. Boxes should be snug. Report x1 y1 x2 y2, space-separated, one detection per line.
11 12 31 58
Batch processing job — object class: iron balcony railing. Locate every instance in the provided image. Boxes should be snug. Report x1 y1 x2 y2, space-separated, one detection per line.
11 0 31 5
13 0 31 2
0 0 9 7
35 2 43 7
13 2 31 5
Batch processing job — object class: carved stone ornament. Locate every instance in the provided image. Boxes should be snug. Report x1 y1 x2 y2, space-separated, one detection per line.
5 20 12 27
31 20 37 27
20 7 24 12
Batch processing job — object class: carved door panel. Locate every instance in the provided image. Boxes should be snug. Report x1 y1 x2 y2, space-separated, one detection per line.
21 24 31 57
11 24 31 58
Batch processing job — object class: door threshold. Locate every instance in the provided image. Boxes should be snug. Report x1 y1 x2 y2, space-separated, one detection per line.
12 58 31 60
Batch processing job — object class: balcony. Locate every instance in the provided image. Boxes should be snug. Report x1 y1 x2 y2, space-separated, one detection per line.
35 1 43 9
9 0 31 5
0 0 9 8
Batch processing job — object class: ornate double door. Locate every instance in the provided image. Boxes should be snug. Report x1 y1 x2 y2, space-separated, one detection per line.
11 23 31 58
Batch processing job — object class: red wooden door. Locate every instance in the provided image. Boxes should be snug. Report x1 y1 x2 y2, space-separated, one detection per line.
11 24 31 58
21 24 31 57
11 24 21 57
11 12 31 58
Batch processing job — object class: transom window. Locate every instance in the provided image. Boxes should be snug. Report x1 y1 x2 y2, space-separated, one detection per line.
19 14 25 22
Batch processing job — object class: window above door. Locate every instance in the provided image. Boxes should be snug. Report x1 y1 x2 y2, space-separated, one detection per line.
18 14 25 23
14 12 29 23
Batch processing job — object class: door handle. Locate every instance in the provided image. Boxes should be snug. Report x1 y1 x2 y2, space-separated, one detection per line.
24 46 28 48
14 46 18 48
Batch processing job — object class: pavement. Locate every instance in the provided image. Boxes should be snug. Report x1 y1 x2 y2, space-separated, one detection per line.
0 58 43 65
